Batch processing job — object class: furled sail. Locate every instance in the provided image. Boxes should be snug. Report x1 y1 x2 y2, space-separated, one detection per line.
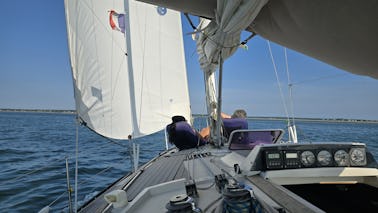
194 0 267 142
196 0 267 74
64 0 191 139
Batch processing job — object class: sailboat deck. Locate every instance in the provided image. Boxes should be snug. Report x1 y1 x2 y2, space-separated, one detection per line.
78 142 378 213
79 148 189 212
125 150 190 200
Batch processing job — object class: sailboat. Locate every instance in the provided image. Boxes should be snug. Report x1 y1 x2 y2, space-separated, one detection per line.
63 0 378 212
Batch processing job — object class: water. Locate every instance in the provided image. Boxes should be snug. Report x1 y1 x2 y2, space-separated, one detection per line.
0 112 377 212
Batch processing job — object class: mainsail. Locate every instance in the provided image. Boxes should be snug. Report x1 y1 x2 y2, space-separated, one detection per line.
64 0 191 139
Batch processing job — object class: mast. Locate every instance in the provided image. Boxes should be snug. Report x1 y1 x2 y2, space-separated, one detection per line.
124 0 139 138
215 52 224 146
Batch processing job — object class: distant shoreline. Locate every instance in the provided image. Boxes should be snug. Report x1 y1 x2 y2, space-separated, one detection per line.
0 108 76 115
247 116 378 124
193 114 378 124
1 109 377 124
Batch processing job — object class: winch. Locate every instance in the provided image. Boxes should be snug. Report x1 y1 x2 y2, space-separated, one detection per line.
165 194 202 213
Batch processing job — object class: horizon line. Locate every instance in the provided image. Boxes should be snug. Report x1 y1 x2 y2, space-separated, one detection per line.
1 108 377 123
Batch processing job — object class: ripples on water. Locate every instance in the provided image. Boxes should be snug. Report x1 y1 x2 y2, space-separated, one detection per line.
0 112 377 212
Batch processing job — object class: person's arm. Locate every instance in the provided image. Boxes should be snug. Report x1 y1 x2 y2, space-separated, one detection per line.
221 112 231 119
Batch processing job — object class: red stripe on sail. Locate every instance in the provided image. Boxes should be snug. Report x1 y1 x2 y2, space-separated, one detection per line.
109 10 117 30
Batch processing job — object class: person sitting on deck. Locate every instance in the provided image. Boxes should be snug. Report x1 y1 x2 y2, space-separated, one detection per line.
222 109 248 138
166 116 207 151
199 109 248 139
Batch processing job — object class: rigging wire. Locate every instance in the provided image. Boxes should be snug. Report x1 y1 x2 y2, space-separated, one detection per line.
74 118 79 213
48 191 68 209
0 157 69 185
46 155 130 211
283 48 298 142
2 138 130 211
292 73 348 85
266 41 290 120
183 14 257 143
284 48 296 126
267 41 300 142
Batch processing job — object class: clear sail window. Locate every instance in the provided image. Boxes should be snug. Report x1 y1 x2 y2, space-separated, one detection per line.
228 129 284 150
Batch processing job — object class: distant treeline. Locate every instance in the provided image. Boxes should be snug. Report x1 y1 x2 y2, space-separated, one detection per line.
1 110 376 123
0 108 76 114
193 114 378 124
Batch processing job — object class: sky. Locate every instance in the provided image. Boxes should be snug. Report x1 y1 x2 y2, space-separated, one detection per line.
1 0 377 120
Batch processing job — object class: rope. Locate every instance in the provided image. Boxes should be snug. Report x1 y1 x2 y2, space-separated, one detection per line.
184 13 197 30
223 197 262 213
240 32 256 45
223 197 252 213
203 195 223 212
196 154 216 190
222 188 263 213
79 118 128 148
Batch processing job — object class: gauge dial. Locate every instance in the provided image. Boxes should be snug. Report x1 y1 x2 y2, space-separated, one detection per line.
317 150 332 166
300 151 315 167
334 150 349 166
350 148 366 166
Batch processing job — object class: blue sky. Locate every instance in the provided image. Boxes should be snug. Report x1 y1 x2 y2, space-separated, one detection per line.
1 0 377 120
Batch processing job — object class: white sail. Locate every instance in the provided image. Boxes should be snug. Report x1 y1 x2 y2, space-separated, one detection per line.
64 0 190 139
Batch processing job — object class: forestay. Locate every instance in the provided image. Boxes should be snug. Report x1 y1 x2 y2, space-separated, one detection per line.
64 0 191 139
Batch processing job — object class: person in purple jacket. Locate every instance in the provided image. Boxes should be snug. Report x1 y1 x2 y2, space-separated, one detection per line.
199 109 248 139
166 116 207 150
222 109 248 138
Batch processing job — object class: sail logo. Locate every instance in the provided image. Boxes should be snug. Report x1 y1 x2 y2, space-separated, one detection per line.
157 7 167 16
109 10 125 33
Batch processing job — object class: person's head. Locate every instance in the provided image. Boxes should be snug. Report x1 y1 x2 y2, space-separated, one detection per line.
171 115 186 123
231 109 247 118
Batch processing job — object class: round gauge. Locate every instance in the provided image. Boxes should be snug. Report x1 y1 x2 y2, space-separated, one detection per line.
317 150 332 166
300 151 315 167
334 150 350 166
350 148 366 166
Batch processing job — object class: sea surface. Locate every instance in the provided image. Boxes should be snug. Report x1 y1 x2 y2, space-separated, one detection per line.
1 112 378 212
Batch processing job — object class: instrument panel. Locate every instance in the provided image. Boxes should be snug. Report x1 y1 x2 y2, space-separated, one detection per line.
260 143 372 170
265 150 301 169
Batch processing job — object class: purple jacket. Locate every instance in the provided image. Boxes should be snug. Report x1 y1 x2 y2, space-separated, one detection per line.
167 121 206 150
222 118 248 137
